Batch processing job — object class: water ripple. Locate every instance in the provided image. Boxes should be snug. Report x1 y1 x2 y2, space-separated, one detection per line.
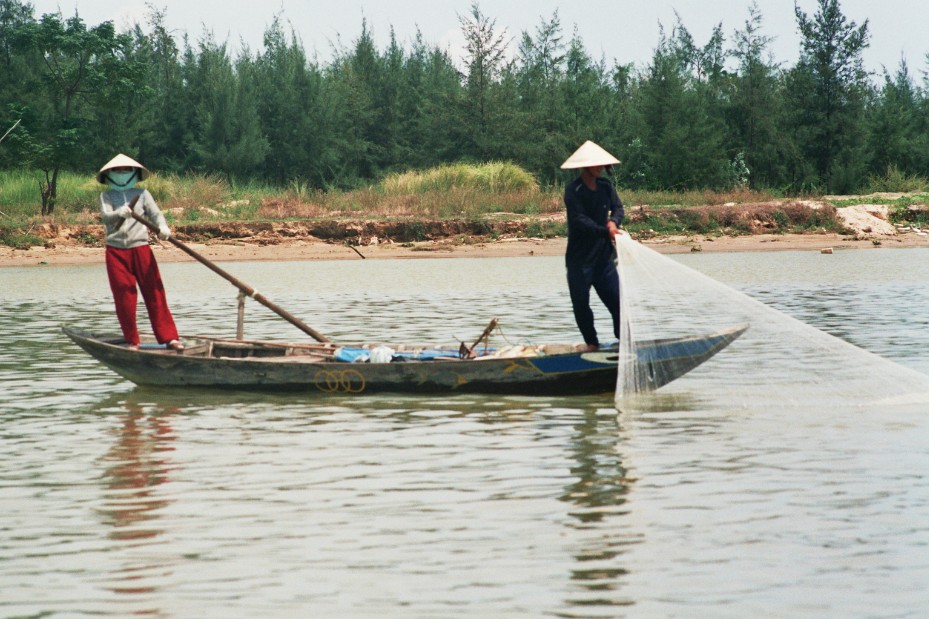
2 255 929 616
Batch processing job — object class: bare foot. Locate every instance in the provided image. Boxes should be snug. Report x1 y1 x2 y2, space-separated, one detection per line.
167 339 185 352
582 343 599 352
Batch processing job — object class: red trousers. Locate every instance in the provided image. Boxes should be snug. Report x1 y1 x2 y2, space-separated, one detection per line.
106 245 179 346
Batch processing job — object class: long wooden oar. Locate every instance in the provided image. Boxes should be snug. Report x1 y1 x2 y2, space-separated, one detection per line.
130 211 330 343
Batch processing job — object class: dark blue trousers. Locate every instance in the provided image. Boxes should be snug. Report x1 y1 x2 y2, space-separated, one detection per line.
567 260 620 346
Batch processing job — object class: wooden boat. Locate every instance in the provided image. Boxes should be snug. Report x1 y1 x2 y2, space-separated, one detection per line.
63 324 747 396
67 214 746 396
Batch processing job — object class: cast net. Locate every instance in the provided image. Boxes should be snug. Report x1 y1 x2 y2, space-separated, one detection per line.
613 234 929 412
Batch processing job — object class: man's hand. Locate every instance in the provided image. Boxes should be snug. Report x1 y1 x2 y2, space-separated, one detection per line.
607 221 622 237
115 206 132 219
158 224 171 240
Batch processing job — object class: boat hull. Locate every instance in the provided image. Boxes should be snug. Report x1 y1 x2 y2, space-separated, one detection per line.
63 325 747 396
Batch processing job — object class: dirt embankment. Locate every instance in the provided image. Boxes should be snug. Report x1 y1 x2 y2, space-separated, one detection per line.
165 218 535 246
2 198 928 267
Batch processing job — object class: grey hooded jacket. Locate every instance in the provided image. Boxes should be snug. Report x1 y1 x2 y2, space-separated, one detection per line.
100 188 168 249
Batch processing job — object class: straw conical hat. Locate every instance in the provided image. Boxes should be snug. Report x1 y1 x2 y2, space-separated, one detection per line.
560 140 621 169
97 153 149 184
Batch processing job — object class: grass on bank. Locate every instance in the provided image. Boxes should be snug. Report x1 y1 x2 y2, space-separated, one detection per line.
2 163 928 247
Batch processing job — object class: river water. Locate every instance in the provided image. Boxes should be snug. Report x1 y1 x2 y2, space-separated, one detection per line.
1 249 928 617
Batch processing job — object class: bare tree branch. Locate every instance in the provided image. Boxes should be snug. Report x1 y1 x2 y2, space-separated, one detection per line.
0 118 21 145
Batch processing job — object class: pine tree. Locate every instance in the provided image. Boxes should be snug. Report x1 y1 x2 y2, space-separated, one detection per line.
186 35 268 181
514 11 568 180
254 16 335 186
866 60 922 178
788 0 870 192
457 2 510 161
728 2 795 189
637 21 730 189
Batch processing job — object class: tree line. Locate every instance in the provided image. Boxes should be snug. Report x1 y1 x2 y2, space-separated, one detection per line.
2 0 929 214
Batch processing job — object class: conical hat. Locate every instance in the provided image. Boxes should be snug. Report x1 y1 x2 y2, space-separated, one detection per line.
560 140 621 169
96 153 149 184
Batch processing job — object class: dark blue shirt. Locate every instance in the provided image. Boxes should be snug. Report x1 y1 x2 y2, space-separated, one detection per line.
564 176 625 267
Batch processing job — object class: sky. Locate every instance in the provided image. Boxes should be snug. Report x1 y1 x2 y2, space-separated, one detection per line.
28 0 929 77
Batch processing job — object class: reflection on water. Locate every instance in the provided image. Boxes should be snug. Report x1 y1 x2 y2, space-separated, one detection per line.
1 253 929 617
559 410 635 610
97 401 177 606
100 408 176 541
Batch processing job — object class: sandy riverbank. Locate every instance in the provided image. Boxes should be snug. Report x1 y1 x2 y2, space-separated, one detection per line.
1 231 927 268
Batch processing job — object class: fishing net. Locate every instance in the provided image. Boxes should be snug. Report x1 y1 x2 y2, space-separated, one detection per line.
613 234 929 411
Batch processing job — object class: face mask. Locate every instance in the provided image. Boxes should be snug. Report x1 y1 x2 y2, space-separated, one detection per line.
106 170 138 190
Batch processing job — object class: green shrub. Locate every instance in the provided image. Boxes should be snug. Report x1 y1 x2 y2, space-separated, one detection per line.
380 162 538 194
771 210 789 230
0 227 44 249
72 230 102 247
865 165 929 193
524 220 564 238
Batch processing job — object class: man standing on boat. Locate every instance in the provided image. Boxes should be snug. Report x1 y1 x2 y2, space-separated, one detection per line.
98 154 184 352
561 140 624 352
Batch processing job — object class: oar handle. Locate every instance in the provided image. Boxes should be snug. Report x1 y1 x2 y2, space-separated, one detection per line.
463 317 498 358
130 211 331 343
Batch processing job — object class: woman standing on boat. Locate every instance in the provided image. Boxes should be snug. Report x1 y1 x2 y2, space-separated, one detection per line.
98 154 183 351
561 141 624 352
